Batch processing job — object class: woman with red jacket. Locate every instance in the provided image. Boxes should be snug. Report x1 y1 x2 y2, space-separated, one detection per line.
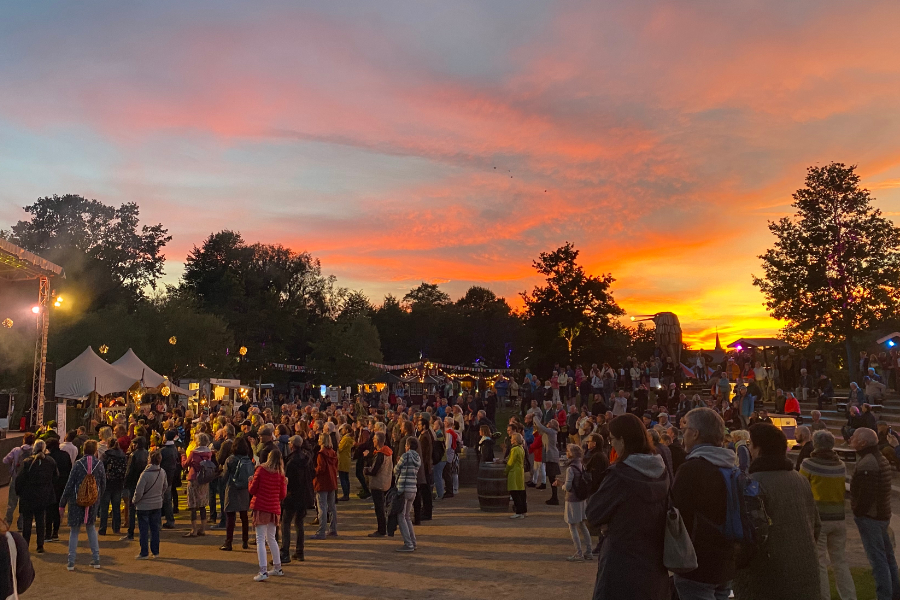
311 434 339 540
248 448 287 582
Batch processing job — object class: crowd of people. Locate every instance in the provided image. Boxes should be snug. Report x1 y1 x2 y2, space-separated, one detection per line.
1 352 898 598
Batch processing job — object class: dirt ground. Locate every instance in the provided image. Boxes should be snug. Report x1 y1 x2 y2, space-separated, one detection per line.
2 478 599 600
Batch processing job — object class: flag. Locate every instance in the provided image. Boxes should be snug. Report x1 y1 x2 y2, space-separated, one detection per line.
680 363 697 379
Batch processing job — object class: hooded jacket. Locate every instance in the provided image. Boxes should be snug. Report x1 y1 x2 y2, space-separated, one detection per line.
132 464 169 511
394 449 421 494
672 444 737 585
314 447 338 493
365 445 394 492
587 453 669 600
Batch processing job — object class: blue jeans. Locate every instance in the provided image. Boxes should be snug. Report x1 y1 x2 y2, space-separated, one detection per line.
68 522 100 565
98 487 123 533
137 508 161 557
856 516 900 600
316 491 337 536
673 575 732 600
433 461 446 498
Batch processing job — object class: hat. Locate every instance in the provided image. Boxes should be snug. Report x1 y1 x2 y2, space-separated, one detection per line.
165 429 178 441
658 412 667 418
643 412 653 419
241 419 252 427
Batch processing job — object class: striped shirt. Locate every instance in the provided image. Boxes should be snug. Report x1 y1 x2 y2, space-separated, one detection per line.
800 453 847 521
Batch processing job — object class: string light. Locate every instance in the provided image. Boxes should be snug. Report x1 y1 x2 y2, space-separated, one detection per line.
99 345 109 354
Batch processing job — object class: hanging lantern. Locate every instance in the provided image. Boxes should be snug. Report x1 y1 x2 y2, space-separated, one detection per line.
169 336 177 345
160 385 171 397
239 346 248 356
1 318 12 328
99 344 109 354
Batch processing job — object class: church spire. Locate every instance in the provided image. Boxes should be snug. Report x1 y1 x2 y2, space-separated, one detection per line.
714 327 722 351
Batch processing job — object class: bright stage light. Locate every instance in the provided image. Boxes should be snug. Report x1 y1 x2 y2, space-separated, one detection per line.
889 340 896 348
31 306 40 314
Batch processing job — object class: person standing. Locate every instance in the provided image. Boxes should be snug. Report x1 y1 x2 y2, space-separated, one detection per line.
733 423 820 599
586 413 669 600
220 436 253 551
248 448 287 582
131 450 169 559
414 415 434 522
181 432 212 538
122 436 149 541
337 425 353 502
394 437 420 552
506 433 526 519
311 433 338 540
0 516 35 598
3 433 35 529
59 440 106 571
800 430 857 600
850 427 900 600
97 437 127 536
45 437 72 541
17 440 57 553
159 429 180 529
562 444 591 561
281 435 314 563
364 432 394 536
533 418 561 505
672 408 737 599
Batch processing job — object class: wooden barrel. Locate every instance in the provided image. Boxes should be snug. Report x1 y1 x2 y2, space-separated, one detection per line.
458 447 480 487
477 462 510 512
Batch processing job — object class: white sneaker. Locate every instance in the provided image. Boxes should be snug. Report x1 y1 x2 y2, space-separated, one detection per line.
253 572 269 582
271 569 284 577
508 514 519 519
66 563 75 572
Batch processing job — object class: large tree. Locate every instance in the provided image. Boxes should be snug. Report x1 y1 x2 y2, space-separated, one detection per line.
181 231 340 374
753 162 900 380
522 242 624 367
9 194 170 306
307 315 383 385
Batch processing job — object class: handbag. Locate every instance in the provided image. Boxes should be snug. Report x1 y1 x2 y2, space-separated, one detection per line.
663 497 698 574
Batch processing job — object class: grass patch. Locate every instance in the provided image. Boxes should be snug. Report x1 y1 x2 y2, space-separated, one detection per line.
830 567 876 600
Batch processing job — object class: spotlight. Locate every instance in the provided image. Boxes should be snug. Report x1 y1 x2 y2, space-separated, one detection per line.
31 306 40 314
889 341 896 348
54 302 61 307
56 296 63 303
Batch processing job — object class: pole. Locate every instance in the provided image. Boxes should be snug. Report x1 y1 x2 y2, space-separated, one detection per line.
29 276 50 429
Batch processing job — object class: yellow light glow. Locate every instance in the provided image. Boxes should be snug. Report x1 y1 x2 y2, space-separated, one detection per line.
31 306 40 314
1 318 12 328
239 346 248 356
99 344 109 354
168 336 177 345
56 296 63 303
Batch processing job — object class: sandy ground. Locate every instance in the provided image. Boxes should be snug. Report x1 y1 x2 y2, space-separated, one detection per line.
2 479 599 600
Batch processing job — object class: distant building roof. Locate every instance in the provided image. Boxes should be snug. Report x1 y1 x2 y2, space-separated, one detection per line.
728 337 790 349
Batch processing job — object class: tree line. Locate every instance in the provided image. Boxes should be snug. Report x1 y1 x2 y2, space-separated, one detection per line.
3 161 899 389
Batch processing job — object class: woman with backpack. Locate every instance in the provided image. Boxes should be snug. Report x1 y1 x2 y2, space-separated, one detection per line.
17 439 57 553
182 432 213 538
248 448 288 581
220 436 254 551
97 437 127 536
59 439 106 571
562 443 592 561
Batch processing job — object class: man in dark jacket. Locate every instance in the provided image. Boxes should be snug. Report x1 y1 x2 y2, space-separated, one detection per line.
282 435 314 564
122 436 149 541
212 424 235 529
850 427 900 599
98 439 127 535
414 415 434 523
45 438 71 540
672 407 736 600
160 430 180 527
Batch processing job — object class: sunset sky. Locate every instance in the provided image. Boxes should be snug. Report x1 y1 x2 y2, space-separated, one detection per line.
2 1 900 348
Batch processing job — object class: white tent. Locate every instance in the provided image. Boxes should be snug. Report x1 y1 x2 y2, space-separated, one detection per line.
55 347 140 399
112 348 196 396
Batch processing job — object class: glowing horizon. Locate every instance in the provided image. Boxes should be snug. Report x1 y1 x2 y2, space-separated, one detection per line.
2 1 899 350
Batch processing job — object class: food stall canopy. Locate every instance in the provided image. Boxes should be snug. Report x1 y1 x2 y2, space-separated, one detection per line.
56 347 139 399
112 348 196 396
727 338 791 349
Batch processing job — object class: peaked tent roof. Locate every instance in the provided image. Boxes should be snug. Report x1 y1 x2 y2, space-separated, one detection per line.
56 347 139 399
112 348 196 396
